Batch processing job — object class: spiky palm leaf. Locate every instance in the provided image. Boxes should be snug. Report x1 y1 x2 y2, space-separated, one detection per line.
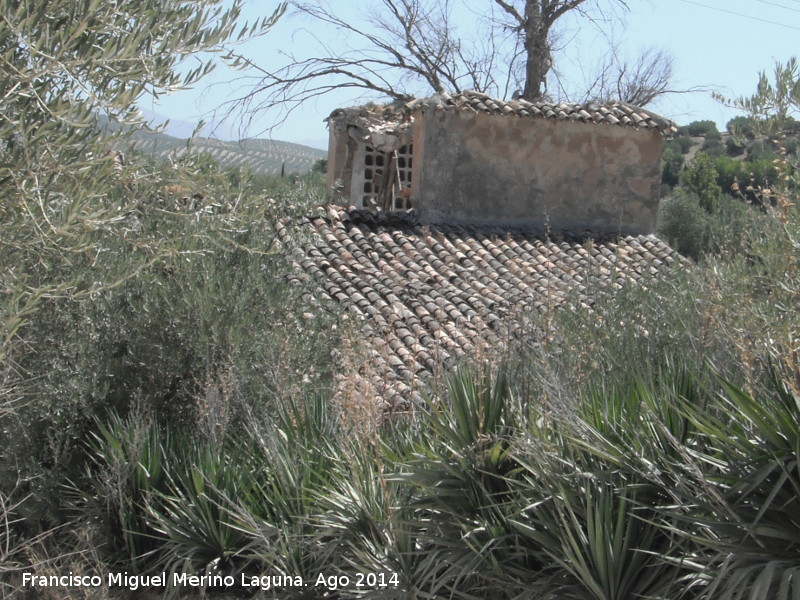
668 370 800 600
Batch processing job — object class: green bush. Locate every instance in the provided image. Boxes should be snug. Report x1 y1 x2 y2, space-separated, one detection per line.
784 116 800 134
312 158 328 174
701 136 725 156
713 155 744 195
784 137 800 156
77 394 345 589
681 152 723 213
1 166 335 530
677 134 695 154
661 146 684 188
0 0 290 546
712 155 777 202
0 0 285 364
726 115 759 138
673 372 800 600
731 158 779 203
747 139 779 162
657 190 711 260
725 135 746 156
663 135 694 156
686 119 721 138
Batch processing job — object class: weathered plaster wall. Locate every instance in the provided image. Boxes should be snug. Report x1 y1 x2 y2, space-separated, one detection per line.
326 120 354 200
411 109 663 234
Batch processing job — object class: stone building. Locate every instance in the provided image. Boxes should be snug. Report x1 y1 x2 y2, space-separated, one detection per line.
326 90 675 233
299 91 681 412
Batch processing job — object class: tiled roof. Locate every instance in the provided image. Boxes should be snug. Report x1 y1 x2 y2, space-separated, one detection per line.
328 90 676 139
413 91 676 133
284 206 686 411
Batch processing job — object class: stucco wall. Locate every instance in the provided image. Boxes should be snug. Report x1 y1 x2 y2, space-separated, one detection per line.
326 120 354 199
411 109 664 234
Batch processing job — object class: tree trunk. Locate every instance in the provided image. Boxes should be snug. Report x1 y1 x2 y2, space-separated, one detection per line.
520 1 551 101
522 22 550 100
516 1 591 101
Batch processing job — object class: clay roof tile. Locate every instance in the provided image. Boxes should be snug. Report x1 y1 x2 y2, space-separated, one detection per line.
289 206 687 409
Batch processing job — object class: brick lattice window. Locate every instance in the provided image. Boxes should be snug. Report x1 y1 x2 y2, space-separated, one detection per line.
393 144 413 210
351 144 413 210
359 146 384 207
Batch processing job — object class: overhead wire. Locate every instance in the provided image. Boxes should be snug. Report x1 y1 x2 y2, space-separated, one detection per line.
754 0 800 13
676 0 800 31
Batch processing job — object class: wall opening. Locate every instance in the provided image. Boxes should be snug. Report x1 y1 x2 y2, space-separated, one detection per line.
350 143 413 210
393 143 413 210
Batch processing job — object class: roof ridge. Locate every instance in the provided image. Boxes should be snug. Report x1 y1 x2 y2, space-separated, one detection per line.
418 90 675 133
328 90 676 134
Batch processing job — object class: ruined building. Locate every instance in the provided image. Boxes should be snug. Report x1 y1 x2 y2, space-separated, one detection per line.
287 91 681 412
325 90 675 233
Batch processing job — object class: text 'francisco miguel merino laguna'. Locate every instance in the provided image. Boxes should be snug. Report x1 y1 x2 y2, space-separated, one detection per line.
22 572 307 591
22 571 399 591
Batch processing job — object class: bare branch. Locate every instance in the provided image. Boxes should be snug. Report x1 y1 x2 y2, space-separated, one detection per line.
220 0 504 132
490 1 627 100
547 0 591 28
493 0 525 26
224 0 680 132
580 46 700 107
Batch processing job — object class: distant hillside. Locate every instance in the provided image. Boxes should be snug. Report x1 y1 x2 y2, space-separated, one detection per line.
126 128 327 175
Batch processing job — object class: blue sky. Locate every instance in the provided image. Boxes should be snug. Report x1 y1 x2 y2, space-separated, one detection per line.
141 0 800 149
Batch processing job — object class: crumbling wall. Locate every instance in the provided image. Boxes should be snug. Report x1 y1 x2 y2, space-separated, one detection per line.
326 118 352 198
326 104 415 210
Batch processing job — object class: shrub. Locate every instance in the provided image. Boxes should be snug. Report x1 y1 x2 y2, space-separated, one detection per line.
701 136 725 156
0 0 289 545
725 135 746 156
668 372 800 600
726 115 759 139
0 0 285 365
783 137 800 156
686 119 721 138
713 155 745 195
506 374 696 600
661 146 684 188
1 167 335 532
784 116 800 134
711 155 777 202
747 139 779 162
681 152 723 213
663 135 693 156
677 134 694 154
312 158 328 174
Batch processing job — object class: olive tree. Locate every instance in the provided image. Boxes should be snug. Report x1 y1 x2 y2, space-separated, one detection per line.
0 0 298 544
0 1 286 502
0 0 285 358
715 57 800 135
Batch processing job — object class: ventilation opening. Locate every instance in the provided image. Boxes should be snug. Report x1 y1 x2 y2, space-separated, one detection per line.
352 144 414 210
393 144 413 211
359 146 382 207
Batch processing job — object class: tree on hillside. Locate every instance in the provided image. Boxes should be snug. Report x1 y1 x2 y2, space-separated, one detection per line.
227 0 676 130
